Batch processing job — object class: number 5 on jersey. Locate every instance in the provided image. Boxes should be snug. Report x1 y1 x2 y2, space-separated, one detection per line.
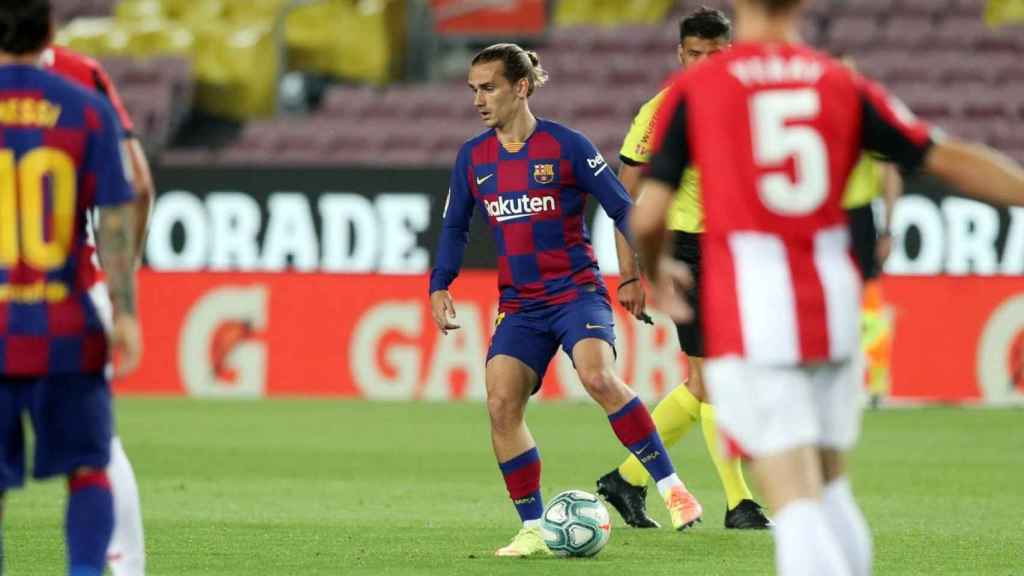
751 89 829 216
0 147 77 270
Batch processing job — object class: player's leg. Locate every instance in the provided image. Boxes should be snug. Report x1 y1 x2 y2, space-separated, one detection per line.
107 436 145 576
559 294 700 531
688 356 769 529
30 373 115 576
486 314 557 557
818 360 872 576
706 359 849 576
89 282 146 575
597 379 701 528
0 377 32 576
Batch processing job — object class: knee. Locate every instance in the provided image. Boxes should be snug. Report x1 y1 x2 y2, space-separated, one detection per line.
487 392 525 432
578 366 622 402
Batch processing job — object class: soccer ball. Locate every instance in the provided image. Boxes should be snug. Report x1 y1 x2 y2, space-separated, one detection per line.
541 490 611 557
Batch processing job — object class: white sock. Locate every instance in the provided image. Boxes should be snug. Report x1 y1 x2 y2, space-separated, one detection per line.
655 473 683 499
824 477 873 576
773 499 851 576
107 436 146 576
523 519 541 530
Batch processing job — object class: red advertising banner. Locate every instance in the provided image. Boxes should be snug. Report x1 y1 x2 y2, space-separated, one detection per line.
119 271 687 401
431 0 547 36
118 271 1024 404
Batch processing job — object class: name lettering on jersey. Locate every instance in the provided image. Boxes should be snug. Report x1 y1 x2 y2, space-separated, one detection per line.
0 98 62 128
0 281 68 303
533 163 555 184
484 194 557 222
729 55 824 87
587 153 608 176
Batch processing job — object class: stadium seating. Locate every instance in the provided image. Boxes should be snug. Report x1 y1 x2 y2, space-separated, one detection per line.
55 0 1024 166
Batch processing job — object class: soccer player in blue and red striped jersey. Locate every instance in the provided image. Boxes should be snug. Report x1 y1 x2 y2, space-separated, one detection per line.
0 1 141 575
429 43 699 557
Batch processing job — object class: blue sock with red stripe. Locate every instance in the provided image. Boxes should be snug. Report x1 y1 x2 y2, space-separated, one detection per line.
499 447 544 527
66 471 114 576
609 397 682 496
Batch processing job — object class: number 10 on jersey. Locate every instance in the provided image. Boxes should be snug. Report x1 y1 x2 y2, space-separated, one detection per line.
0 147 77 271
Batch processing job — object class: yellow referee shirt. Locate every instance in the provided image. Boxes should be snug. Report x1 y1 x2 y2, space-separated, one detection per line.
842 153 885 209
620 89 704 233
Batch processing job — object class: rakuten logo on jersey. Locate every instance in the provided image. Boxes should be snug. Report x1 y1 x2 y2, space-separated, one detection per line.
484 194 557 223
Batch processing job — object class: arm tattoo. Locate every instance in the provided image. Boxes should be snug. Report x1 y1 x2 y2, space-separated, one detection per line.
97 204 138 315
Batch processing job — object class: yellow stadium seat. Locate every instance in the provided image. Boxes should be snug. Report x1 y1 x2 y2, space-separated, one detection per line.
57 17 128 56
121 20 194 57
192 22 277 119
115 0 165 22
159 0 226 25
286 0 403 85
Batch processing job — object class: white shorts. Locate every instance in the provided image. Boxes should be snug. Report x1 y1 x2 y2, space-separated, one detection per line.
705 356 864 459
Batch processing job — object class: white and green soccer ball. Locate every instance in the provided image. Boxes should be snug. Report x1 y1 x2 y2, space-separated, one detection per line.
541 490 611 557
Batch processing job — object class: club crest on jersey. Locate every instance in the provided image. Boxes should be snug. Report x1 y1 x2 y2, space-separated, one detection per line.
533 163 555 184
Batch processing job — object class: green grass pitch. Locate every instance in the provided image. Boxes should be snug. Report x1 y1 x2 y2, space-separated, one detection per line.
6 399 1023 575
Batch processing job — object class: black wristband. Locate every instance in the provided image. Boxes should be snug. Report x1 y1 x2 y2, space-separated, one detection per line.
618 277 640 289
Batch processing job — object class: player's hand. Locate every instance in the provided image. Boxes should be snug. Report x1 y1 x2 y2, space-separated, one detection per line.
110 313 142 378
430 290 461 335
617 278 647 320
649 256 694 324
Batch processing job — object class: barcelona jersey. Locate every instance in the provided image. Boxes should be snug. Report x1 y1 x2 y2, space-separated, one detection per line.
0 64 133 376
430 119 633 313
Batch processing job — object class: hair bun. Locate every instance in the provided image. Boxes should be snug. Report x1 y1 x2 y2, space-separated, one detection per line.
525 50 540 67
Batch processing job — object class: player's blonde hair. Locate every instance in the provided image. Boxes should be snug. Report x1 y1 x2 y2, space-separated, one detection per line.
471 43 548 96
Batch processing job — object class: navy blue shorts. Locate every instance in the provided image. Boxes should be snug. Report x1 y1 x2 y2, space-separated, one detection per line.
488 292 616 391
0 372 112 489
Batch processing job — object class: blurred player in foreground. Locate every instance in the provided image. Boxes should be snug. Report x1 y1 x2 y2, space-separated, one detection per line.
597 5 770 531
429 43 697 557
0 1 142 574
43 42 154 576
634 0 1024 574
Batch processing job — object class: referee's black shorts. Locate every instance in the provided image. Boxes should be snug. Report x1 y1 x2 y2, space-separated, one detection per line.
672 231 704 358
846 203 880 280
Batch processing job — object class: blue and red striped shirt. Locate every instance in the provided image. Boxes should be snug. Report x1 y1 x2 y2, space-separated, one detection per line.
0 64 133 376
430 119 632 312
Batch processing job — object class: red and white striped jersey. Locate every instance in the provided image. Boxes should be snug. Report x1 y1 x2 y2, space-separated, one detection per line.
649 42 933 365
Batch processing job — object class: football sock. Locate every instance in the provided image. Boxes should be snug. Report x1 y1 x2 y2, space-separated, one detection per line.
608 397 681 498
617 384 700 487
699 402 754 509
823 477 873 576
498 447 544 526
107 437 146 576
773 499 850 576
67 471 114 576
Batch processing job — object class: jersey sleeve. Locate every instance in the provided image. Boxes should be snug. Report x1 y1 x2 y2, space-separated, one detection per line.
571 130 632 237
858 78 934 173
91 62 135 136
429 145 476 293
618 98 657 167
647 78 692 190
87 98 134 207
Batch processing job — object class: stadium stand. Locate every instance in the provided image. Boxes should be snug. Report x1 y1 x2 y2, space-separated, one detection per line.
53 0 1024 167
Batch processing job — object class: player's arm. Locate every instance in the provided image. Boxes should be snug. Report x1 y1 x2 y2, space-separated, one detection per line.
635 91 690 282
924 140 1024 206
634 87 694 322
89 100 142 376
571 131 633 238
124 138 154 266
429 146 476 335
613 161 646 319
876 163 902 266
93 61 154 266
860 80 1024 207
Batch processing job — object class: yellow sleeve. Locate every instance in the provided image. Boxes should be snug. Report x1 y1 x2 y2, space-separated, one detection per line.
618 91 665 165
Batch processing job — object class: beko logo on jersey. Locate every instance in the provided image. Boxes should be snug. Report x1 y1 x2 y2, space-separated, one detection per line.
484 194 557 222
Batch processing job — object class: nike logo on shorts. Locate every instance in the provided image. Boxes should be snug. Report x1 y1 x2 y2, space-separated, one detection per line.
586 323 605 330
